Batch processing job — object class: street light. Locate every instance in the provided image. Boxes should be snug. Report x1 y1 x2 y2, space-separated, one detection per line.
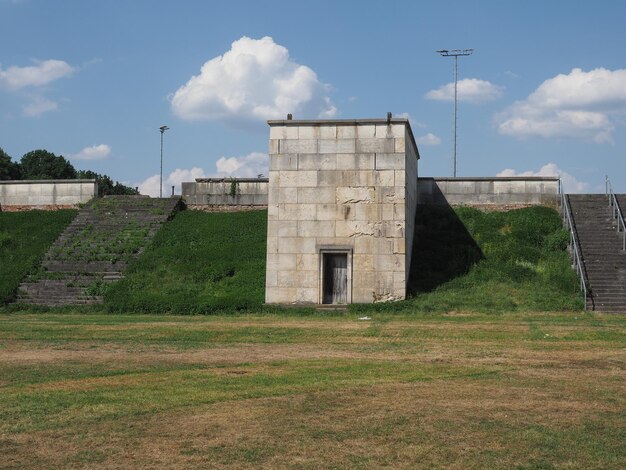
436 49 473 177
159 125 169 198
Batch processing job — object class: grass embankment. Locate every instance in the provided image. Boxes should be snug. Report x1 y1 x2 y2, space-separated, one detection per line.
399 205 581 313
105 205 580 313
104 210 267 313
0 210 77 304
1 312 624 468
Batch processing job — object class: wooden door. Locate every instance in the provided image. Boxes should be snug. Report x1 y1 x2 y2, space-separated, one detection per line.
322 253 348 304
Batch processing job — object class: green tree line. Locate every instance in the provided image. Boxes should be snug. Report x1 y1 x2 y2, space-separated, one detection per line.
0 147 138 196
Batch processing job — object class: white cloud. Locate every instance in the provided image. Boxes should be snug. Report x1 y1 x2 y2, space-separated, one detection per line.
426 78 504 103
21 96 57 117
69 144 111 161
215 152 268 177
0 59 75 90
136 153 268 197
496 68 626 143
416 132 441 146
171 36 336 123
496 163 589 193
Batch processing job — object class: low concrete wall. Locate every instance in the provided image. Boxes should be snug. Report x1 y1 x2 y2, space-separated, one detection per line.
0 179 97 211
182 178 268 207
417 177 559 208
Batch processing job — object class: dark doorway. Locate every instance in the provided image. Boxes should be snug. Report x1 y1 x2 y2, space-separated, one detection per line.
322 253 348 304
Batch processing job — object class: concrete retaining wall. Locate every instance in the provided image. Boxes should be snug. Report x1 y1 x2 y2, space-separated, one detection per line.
182 178 268 207
417 177 559 207
0 179 97 211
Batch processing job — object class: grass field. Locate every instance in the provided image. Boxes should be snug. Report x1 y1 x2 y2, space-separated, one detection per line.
1 312 624 469
0 210 77 305
103 210 267 313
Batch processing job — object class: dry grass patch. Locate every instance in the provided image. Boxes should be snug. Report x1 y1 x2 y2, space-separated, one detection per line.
1 312 625 469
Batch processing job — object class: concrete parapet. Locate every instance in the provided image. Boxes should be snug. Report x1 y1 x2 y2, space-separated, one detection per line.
417 177 559 208
0 179 97 210
182 178 269 207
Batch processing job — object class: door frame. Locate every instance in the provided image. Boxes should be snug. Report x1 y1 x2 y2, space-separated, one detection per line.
318 246 353 304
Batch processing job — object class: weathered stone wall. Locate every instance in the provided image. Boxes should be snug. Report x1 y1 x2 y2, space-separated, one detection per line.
417 177 559 207
182 178 268 207
265 118 419 304
0 180 97 210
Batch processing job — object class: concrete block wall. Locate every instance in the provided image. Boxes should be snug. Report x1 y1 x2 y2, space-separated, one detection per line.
417 177 560 207
0 180 97 210
182 178 268 207
265 118 419 304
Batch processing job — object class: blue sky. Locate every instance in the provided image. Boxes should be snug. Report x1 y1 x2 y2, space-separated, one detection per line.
1 0 625 195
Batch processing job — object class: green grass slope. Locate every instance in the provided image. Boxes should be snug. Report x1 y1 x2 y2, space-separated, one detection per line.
106 205 580 314
104 210 267 313
399 205 582 313
0 210 77 304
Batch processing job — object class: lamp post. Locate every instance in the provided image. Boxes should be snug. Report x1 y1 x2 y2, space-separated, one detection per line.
436 49 473 177
159 125 169 198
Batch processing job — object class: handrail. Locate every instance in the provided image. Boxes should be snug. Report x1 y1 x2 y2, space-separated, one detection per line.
605 176 626 251
560 183 589 310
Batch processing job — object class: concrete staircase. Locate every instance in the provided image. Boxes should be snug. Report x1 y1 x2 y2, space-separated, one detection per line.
17 196 181 306
568 194 626 312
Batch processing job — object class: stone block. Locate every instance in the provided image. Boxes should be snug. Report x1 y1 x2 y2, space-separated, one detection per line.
267 236 278 254
355 138 395 153
376 153 404 170
319 139 356 154
296 287 318 303
298 220 335 238
315 204 340 221
336 186 374 204
266 253 279 271
336 153 375 170
394 137 405 153
299 153 336 170
318 171 340 187
269 126 298 140
337 125 356 139
354 234 375 253
296 254 318 270
269 154 298 171
374 170 395 186
393 238 406 254
278 254 297 271
375 123 405 138
298 126 320 140
320 125 337 139
279 237 316 254
269 139 279 154
378 186 404 204
394 170 406 186
278 170 317 187
356 124 376 138
278 220 298 237
278 270 317 288
353 254 375 272
279 203 316 221
298 187 336 204
266 287 297 304
265 270 278 287
352 288 373 303
376 254 403 272
355 203 381 222
280 139 318 154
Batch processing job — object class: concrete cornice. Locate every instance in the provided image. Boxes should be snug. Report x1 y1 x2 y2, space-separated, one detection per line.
267 117 420 161
0 179 97 184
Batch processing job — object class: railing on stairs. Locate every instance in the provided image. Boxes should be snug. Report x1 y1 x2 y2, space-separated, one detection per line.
560 181 589 310
605 176 626 251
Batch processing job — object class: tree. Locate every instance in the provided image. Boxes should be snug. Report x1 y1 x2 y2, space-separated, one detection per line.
76 170 139 196
0 148 22 180
20 149 76 180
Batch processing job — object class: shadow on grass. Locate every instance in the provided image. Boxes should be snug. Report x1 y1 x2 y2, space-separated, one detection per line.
408 197 484 294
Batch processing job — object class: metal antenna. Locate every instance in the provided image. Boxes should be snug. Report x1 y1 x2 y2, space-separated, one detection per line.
159 125 170 198
436 49 473 177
